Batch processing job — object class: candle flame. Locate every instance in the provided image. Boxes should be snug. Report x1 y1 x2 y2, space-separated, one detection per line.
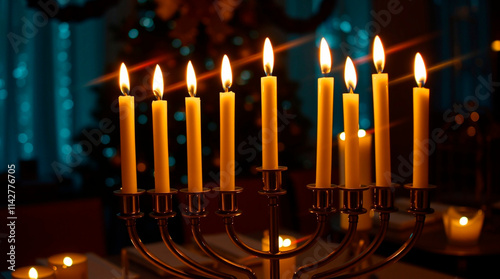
29 267 38 279
459 216 468 226
344 57 357 92
186 61 197 97
319 38 331 74
153 64 164 100
221 55 232 91
63 256 73 267
263 37 274 76
414 52 427 87
373 36 385 73
119 63 130 95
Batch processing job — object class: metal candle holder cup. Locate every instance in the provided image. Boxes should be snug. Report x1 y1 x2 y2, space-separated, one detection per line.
147 189 177 219
339 185 369 215
114 189 145 218
215 187 243 217
307 184 336 214
257 166 288 194
180 188 210 217
371 184 399 213
405 184 436 214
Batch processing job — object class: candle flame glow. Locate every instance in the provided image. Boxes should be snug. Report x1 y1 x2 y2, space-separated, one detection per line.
319 38 331 74
263 37 274 76
63 256 73 267
186 61 197 97
29 267 38 279
339 129 366 141
344 57 357 93
119 63 130 95
278 236 292 248
221 55 232 91
459 216 468 226
414 52 427 87
153 64 164 100
373 36 385 73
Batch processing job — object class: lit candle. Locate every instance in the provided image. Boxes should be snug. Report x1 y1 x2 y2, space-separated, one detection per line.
11 266 55 279
413 53 429 188
48 253 88 279
443 206 484 245
152 65 170 193
315 38 334 188
262 234 296 278
185 61 203 192
118 63 137 193
343 57 360 188
220 55 235 191
338 130 373 230
261 38 278 169
372 36 391 186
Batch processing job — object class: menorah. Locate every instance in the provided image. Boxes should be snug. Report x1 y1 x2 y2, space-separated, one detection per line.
115 166 435 279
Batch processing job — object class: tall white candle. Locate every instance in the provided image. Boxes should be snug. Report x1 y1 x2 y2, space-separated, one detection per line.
343 57 360 189
315 38 334 188
220 55 235 191
186 61 203 192
413 53 429 188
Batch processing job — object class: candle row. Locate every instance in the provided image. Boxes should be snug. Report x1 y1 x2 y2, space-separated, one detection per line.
117 36 430 194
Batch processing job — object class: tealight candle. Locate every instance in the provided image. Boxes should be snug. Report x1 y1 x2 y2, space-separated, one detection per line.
443 206 484 245
48 253 88 279
12 266 55 279
262 234 297 279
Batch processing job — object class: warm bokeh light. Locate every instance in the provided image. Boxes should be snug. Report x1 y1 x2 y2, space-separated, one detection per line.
459 216 468 226
467 126 476 137
373 35 385 73
491 40 500 52
29 267 38 279
186 61 197 97
152 64 164 100
344 57 357 92
283 238 291 247
137 162 147 172
339 129 366 141
319 37 331 74
63 257 73 267
263 37 274 76
455 114 464 125
221 55 232 91
414 53 427 87
471 111 480 122
119 63 130 95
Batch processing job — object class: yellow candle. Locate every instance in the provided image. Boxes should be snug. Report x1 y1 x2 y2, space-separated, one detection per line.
261 38 278 169
186 61 203 192
220 55 235 191
413 53 429 188
118 63 137 193
372 36 391 186
12 266 55 279
343 57 360 188
262 234 296 279
152 65 170 193
339 130 373 230
48 253 88 279
315 38 334 188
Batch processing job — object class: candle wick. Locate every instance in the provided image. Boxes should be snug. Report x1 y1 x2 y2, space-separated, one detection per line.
225 87 229 93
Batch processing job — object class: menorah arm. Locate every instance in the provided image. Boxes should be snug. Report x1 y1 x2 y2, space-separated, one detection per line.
190 218 257 279
125 219 199 279
223 213 327 260
293 214 359 278
158 219 237 279
327 214 425 279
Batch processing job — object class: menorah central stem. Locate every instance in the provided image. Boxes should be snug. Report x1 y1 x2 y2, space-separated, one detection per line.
269 195 280 279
